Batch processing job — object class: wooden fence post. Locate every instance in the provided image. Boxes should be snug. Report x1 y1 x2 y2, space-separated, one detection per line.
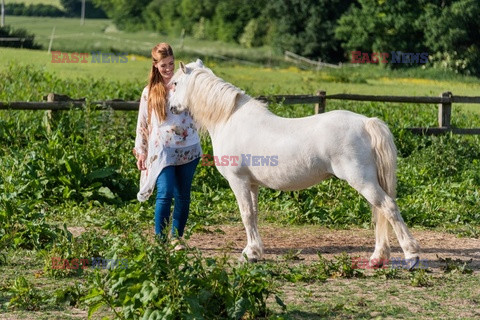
43 93 83 133
438 91 452 128
43 93 57 133
315 90 326 114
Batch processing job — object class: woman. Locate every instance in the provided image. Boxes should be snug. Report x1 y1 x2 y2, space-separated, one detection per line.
133 43 202 247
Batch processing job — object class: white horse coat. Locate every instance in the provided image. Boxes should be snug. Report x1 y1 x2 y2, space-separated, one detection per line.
170 60 420 269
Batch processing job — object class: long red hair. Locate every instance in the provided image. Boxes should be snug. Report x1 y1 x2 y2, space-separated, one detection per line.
148 42 174 124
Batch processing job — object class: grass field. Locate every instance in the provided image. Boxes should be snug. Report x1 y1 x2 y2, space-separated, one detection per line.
3 15 276 64
2 46 480 116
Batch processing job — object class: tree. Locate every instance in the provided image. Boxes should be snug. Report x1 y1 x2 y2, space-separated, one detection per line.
421 0 480 75
1 0 5 27
265 0 353 62
335 0 427 62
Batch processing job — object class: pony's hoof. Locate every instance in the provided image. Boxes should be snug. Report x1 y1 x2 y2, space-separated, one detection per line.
238 255 258 263
368 256 389 269
406 257 420 271
368 259 386 269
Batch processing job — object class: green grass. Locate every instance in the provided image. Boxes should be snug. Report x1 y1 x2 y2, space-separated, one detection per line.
0 47 152 83
3 15 277 64
2 47 480 114
273 269 480 319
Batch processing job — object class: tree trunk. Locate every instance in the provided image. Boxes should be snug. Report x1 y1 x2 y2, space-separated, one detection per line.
1 0 5 27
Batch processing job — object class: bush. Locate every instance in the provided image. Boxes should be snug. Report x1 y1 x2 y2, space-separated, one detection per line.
0 25 41 49
4 3 66 17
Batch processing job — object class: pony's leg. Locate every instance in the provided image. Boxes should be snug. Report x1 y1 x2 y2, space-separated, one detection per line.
361 186 420 269
339 165 420 269
378 196 420 266
369 207 391 268
229 180 263 262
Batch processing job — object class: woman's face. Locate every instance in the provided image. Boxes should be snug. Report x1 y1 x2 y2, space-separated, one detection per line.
155 55 175 83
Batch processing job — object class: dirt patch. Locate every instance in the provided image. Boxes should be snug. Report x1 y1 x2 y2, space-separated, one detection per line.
187 224 480 271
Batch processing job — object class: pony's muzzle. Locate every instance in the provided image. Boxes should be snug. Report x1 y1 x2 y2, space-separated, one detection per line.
170 105 180 114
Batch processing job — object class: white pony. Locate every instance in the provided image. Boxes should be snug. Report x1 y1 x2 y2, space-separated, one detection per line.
170 59 420 269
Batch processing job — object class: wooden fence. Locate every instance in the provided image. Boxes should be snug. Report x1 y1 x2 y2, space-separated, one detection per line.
284 51 342 70
1 91 480 135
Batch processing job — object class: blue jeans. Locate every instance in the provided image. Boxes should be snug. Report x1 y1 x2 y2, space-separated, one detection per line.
154 157 199 238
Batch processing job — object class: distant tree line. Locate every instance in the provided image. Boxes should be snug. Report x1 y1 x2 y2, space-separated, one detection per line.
92 0 480 76
4 3 65 17
4 0 106 18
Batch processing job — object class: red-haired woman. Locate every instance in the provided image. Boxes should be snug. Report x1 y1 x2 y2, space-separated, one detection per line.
133 43 201 248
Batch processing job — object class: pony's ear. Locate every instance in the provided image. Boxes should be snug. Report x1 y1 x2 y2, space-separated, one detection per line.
196 59 204 67
180 61 186 73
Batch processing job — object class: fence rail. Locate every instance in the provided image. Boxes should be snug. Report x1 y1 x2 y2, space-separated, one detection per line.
1 91 480 134
284 50 342 69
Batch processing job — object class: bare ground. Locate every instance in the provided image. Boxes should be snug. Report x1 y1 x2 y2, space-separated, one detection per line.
186 224 480 271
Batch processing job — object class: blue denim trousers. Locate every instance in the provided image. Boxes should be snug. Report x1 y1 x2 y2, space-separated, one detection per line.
154 157 200 238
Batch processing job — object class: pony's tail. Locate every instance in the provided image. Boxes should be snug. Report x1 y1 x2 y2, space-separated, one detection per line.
364 117 397 198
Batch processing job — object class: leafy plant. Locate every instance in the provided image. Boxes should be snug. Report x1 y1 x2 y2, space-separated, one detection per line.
6 276 43 311
374 267 401 279
409 269 432 287
281 249 304 261
83 233 282 319
437 255 473 275
52 281 88 308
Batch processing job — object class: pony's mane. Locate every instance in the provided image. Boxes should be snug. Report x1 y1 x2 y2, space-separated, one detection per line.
185 68 254 128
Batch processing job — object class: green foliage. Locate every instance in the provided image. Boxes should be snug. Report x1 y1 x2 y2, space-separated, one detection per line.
265 0 352 62
40 226 109 278
2 63 480 237
266 253 364 284
60 0 106 18
409 269 433 287
92 0 151 30
421 0 480 75
0 25 41 49
374 267 401 279
0 199 62 250
6 276 44 311
53 281 88 308
330 252 365 278
336 0 427 61
336 0 480 75
83 232 281 319
437 255 473 274
4 3 66 17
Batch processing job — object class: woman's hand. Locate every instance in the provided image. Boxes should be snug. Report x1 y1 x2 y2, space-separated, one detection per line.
136 154 147 171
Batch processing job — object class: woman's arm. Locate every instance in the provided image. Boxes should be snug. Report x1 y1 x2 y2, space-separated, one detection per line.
133 87 149 170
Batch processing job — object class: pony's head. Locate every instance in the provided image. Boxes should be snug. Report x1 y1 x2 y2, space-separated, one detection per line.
169 59 246 130
169 59 205 114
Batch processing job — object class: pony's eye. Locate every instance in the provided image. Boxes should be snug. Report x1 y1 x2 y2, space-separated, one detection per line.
173 82 177 86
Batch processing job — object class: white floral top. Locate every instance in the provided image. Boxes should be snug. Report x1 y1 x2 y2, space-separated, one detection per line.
134 86 202 202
